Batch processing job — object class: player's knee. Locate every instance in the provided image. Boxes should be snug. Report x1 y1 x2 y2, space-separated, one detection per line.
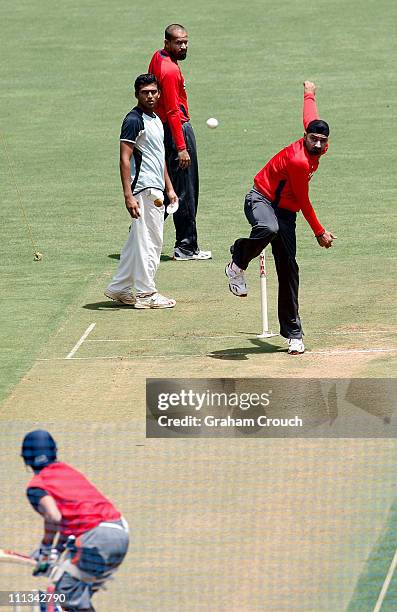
267 221 279 239
251 223 278 241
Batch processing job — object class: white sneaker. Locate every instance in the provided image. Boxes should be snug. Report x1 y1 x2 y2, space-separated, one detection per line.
193 250 212 260
287 338 305 355
134 292 176 309
104 288 135 305
173 248 212 261
225 262 248 297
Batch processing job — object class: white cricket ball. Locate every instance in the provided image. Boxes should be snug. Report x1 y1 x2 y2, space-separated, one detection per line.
206 117 219 129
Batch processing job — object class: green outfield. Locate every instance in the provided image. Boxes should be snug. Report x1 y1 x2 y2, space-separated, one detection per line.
1 0 396 610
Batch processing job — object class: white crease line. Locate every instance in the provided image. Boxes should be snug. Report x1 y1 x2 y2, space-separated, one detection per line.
41 354 202 361
86 331 395 343
87 335 252 342
38 347 397 363
373 547 397 612
307 348 397 355
326 331 394 335
65 323 96 359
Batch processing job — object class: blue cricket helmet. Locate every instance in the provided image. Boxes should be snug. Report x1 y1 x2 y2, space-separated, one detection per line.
21 430 57 468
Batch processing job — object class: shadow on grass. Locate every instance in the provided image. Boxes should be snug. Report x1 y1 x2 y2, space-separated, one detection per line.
209 339 285 360
83 301 134 310
109 253 174 262
160 254 174 262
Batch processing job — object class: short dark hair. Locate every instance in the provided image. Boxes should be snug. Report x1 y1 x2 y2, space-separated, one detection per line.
165 24 186 40
306 119 330 137
134 73 158 95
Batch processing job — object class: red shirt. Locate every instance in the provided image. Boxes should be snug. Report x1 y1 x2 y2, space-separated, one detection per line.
149 49 190 151
28 462 121 536
254 93 327 236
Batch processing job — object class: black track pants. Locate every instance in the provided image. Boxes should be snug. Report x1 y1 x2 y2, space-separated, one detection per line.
232 188 303 339
164 122 199 254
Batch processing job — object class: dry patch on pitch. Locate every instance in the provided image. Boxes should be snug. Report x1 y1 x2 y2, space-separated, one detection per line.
333 323 396 334
0 349 390 422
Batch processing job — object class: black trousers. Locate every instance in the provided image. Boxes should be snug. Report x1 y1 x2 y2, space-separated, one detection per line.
164 122 199 254
232 188 303 339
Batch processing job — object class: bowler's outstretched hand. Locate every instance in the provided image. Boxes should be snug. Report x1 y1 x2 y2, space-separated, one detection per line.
303 80 316 95
317 231 336 248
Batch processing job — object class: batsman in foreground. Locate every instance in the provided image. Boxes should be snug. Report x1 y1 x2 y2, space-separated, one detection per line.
226 81 336 354
21 430 129 612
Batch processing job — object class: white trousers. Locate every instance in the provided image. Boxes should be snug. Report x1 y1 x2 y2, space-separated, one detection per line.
107 189 164 295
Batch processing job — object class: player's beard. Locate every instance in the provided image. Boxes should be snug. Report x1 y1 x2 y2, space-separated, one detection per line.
178 51 187 60
306 144 322 156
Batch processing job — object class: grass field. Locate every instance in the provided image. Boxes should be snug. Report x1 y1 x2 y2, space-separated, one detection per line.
1 0 396 610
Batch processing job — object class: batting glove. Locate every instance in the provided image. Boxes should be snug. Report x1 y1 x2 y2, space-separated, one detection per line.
32 545 60 576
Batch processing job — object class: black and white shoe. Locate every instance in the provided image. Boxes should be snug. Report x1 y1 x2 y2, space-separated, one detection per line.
225 262 248 297
173 247 212 260
287 338 305 354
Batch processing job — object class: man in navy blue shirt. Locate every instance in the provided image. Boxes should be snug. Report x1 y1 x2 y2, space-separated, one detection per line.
105 73 179 309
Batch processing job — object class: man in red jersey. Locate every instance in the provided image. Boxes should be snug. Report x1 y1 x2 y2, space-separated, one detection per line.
149 24 211 261
226 81 336 355
21 430 129 612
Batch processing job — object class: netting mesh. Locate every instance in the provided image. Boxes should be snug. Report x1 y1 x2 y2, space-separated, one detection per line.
1 422 397 611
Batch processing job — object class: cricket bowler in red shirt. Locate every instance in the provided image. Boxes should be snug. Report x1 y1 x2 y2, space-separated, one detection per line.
226 81 336 355
22 430 129 612
149 24 211 261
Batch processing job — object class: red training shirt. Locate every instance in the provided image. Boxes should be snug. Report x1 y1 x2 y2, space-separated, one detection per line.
27 462 121 536
149 49 190 151
254 92 327 236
